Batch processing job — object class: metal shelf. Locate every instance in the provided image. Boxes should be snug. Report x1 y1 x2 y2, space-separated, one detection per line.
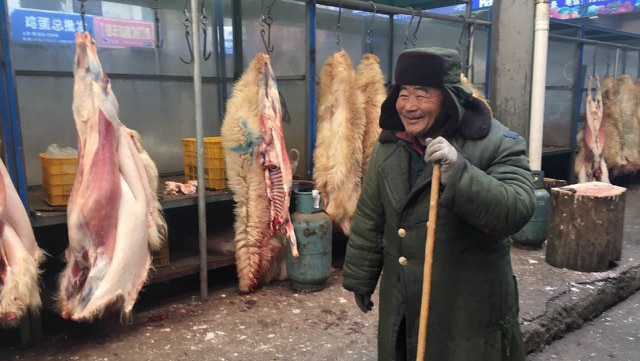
149 250 235 284
27 175 233 228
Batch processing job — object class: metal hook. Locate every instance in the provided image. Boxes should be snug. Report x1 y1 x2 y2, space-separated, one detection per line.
403 8 415 50
622 47 627 74
200 1 211 60
78 0 87 32
260 0 276 54
592 45 597 78
411 9 422 48
333 0 343 47
366 1 376 53
179 7 194 64
151 0 163 48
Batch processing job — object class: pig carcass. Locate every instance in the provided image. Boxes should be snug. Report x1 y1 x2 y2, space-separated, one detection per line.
577 75 609 183
461 73 493 117
355 53 385 178
222 53 296 293
314 50 365 236
58 32 166 321
0 160 44 326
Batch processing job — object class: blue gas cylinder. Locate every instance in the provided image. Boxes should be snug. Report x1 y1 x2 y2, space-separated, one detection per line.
286 189 332 292
512 170 552 249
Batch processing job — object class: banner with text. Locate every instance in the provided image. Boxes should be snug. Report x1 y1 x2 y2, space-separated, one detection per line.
10 8 93 44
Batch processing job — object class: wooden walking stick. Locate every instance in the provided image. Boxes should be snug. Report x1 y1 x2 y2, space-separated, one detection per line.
416 163 441 361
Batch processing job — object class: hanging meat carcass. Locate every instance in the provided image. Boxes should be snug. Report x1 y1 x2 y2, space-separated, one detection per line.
314 50 365 236
0 160 44 326
58 32 166 321
576 75 609 183
355 53 385 178
222 53 296 293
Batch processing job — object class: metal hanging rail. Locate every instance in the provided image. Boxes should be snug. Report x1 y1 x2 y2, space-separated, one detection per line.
550 33 640 52
315 0 491 27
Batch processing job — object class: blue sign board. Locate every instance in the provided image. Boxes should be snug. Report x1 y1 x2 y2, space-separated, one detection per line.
471 0 494 10
10 8 94 45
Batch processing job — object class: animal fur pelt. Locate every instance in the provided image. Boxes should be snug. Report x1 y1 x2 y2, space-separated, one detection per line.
617 75 640 170
601 74 625 173
461 73 492 117
313 50 365 236
355 54 385 178
221 53 285 293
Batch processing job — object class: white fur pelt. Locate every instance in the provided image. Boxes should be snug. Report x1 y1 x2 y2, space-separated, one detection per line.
313 50 365 236
355 54 385 179
221 53 282 293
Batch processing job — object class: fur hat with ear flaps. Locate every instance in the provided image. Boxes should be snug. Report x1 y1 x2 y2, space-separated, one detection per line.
379 47 492 140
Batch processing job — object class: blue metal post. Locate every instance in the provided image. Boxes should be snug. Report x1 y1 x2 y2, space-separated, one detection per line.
306 0 316 179
0 2 28 206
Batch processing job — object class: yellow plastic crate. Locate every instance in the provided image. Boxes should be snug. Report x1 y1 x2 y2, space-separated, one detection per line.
40 153 77 206
152 240 170 268
182 137 226 190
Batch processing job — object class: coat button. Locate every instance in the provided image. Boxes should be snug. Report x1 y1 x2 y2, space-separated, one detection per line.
397 228 406 237
398 256 408 266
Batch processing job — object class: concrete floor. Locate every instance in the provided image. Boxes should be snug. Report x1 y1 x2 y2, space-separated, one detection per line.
1 179 639 360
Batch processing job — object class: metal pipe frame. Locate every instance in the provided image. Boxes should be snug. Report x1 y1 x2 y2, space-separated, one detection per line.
315 0 491 27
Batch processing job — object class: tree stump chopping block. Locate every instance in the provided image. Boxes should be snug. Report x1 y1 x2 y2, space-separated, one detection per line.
546 182 627 272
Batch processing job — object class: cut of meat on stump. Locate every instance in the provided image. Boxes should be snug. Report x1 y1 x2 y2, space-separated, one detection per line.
546 182 626 272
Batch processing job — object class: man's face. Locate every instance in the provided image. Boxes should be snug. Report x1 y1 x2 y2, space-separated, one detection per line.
396 85 443 137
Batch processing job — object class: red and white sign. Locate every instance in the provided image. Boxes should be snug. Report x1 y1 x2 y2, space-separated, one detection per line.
93 17 154 49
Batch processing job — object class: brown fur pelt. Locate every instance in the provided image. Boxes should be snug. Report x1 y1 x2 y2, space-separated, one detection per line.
460 73 492 117
355 54 385 179
313 50 365 235
617 75 640 169
221 53 282 293
601 74 625 173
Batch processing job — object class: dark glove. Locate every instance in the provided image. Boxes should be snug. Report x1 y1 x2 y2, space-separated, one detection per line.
354 293 373 313
424 136 458 185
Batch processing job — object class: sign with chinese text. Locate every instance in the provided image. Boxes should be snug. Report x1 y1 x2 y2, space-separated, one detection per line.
93 17 154 48
10 8 93 44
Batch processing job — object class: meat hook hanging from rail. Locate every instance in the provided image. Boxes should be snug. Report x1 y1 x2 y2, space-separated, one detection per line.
179 0 194 64
403 8 415 50
410 8 423 48
200 0 212 60
605 47 611 75
333 0 343 48
622 47 628 74
151 0 163 48
592 45 597 79
456 16 472 71
77 0 87 32
366 1 376 53
260 0 277 54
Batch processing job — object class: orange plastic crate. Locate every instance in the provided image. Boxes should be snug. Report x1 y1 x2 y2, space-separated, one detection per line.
40 153 77 206
182 137 226 190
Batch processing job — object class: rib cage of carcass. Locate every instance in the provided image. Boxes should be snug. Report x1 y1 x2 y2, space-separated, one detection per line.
58 32 167 321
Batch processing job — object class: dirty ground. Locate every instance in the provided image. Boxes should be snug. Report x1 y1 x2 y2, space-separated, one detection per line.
1 180 639 361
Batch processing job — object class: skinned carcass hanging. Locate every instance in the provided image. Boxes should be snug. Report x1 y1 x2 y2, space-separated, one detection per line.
0 159 44 326
58 32 166 321
576 75 609 183
222 53 296 293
